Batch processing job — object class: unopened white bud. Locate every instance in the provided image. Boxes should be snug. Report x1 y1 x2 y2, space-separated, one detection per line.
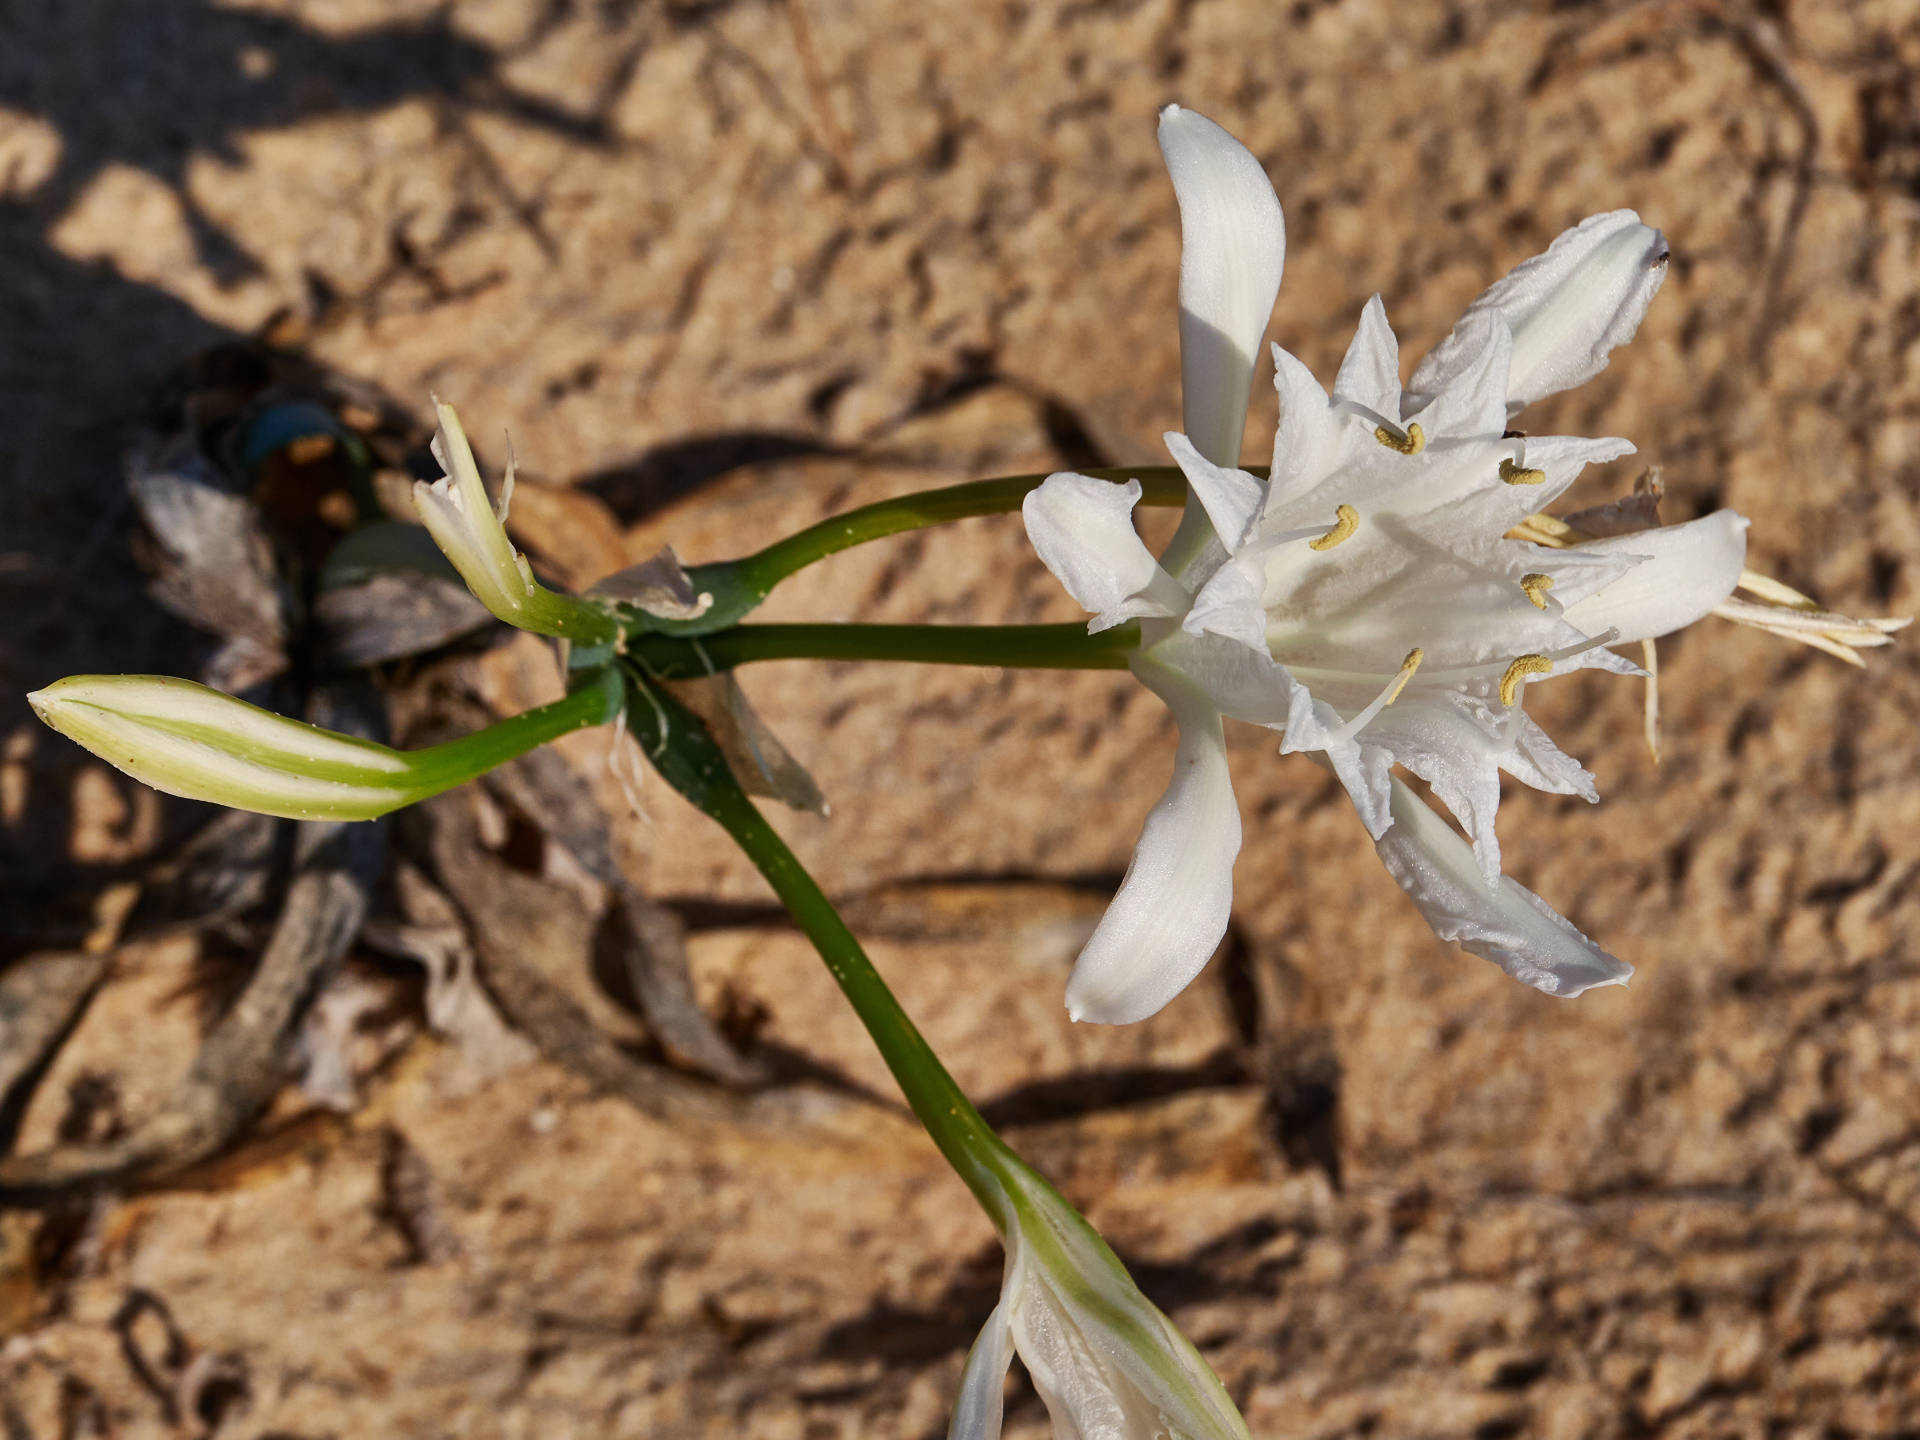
28 670 621 822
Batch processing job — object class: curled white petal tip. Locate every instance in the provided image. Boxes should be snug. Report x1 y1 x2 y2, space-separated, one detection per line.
1410 210 1670 413
1376 778 1632 997
1063 665 1239 1025
1022 473 1186 631
1164 430 1264 550
1159 105 1285 466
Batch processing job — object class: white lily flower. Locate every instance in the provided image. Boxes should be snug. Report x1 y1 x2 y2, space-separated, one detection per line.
951 1162 1250 1440
1027 108 1748 1024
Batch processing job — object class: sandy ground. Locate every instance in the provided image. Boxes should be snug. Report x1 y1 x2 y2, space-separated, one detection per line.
3 0 1919 1435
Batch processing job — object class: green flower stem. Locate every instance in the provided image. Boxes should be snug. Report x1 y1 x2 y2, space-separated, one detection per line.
735 466 1187 597
627 621 1139 679
626 674 1021 1221
684 464 1197 625
403 667 625 790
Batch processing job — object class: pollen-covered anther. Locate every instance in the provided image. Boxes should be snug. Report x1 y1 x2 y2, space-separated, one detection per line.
1374 421 1426 456
1384 647 1424 705
1500 458 1547 486
1520 573 1556 609
1499 653 1554 706
1308 504 1360 551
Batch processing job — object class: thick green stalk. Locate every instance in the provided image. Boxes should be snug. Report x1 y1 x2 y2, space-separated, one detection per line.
400 669 624 789
625 673 1019 1221
649 464 1203 635
729 466 1189 603
627 621 1139 679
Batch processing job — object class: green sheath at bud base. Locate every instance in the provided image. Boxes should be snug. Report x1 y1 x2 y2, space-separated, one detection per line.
28 670 622 822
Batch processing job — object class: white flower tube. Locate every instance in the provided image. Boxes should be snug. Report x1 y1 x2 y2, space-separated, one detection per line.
951 1163 1251 1440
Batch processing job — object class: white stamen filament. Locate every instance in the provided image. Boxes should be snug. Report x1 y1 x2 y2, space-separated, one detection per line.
1282 626 1620 695
1328 647 1426 744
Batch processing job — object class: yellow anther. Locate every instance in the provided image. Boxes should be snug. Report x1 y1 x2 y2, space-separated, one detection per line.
1499 653 1553 706
1500 458 1546 486
1374 421 1426 456
1520 573 1556 610
1384 648 1424 705
1308 504 1360 551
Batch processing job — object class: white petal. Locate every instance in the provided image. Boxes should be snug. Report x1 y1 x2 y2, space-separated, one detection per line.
1405 311 1511 440
1164 431 1264 550
1159 105 1285 466
1267 343 1335 502
1502 711 1599 803
1181 551 1274 654
948 1298 1015 1440
1065 663 1239 1024
1332 295 1401 416
1561 510 1749 644
1151 627 1299 724
1408 211 1669 414
1361 696 1510 879
1374 777 1631 997
1023 474 1187 631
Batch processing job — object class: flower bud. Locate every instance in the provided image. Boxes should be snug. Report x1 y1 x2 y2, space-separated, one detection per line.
28 671 620 822
952 1159 1251 1440
413 399 618 648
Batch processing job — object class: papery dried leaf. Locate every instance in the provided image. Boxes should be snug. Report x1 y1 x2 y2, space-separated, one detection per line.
127 443 290 687
316 573 494 668
668 673 828 818
1560 467 1664 539
586 545 714 621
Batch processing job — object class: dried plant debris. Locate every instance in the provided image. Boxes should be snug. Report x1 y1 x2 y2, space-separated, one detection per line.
404 789 743 1128
113 1289 251 1438
478 720 770 1085
0 953 108 1153
120 808 282 939
376 1125 463 1266
127 436 290 693
0 344 763 1205
0 747 385 1199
